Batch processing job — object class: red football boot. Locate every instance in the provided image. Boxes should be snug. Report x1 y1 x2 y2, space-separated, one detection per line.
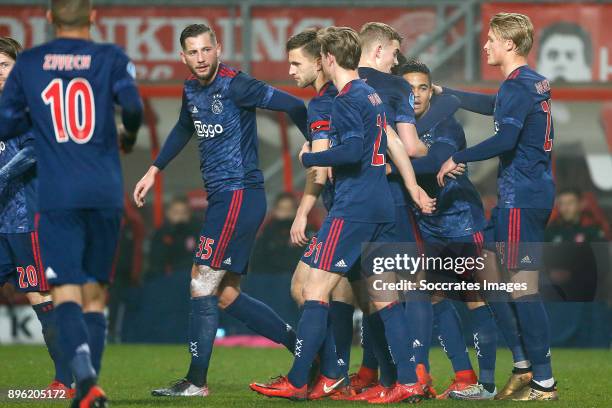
437 369 478 400
308 374 345 399
415 363 437 399
45 380 75 399
250 376 308 401
71 385 107 408
349 366 378 393
368 382 425 404
347 383 393 401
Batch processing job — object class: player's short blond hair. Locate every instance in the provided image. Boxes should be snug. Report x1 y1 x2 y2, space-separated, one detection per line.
359 22 403 50
490 12 534 56
317 26 361 70
50 0 91 28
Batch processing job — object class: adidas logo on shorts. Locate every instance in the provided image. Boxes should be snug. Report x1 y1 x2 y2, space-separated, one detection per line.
334 259 347 268
413 339 423 348
45 267 57 279
521 255 532 264
223 257 232 265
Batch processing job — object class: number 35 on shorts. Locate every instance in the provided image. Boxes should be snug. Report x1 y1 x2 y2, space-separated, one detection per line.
196 236 215 260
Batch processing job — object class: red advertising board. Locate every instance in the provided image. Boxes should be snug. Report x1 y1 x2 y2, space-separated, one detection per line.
0 5 437 82
481 3 612 82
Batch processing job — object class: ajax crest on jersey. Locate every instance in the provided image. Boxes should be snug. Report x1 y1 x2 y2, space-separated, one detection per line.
212 94 224 114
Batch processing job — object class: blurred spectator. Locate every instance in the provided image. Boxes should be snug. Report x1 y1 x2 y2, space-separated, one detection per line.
108 194 145 342
546 188 606 243
147 196 199 280
543 188 606 302
250 192 314 274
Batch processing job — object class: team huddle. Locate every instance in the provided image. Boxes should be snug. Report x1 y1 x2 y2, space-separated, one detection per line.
0 0 556 406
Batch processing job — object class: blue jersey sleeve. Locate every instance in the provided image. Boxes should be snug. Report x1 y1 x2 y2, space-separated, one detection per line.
153 91 195 170
443 86 496 115
0 61 30 141
395 82 416 124
0 131 36 192
452 82 531 163
331 96 364 143
111 48 143 133
307 98 331 142
229 72 308 137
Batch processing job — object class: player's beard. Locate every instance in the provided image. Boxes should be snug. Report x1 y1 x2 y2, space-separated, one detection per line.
193 58 219 83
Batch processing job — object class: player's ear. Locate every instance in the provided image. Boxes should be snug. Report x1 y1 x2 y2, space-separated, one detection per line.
46 10 53 25
215 42 222 59
180 50 187 65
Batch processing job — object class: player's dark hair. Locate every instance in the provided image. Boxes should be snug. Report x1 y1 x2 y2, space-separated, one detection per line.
0 37 22 61
49 0 92 28
394 58 431 84
180 24 217 49
558 187 582 200
537 22 592 67
317 26 361 70
286 29 321 59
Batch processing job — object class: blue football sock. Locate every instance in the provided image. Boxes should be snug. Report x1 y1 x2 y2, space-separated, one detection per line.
404 294 433 372
366 311 397 387
84 312 106 375
33 301 72 387
185 295 219 387
319 316 341 379
433 300 473 373
378 302 418 385
514 295 553 381
360 318 379 370
470 305 497 384
224 292 296 352
488 297 528 364
330 301 354 377
55 302 96 395
288 300 329 388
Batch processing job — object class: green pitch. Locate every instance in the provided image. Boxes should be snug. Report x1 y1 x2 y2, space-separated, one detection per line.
0 345 610 407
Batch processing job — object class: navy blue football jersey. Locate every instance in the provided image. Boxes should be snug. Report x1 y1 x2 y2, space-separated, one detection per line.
0 133 36 233
416 116 486 238
0 38 138 211
307 81 337 211
358 67 416 206
176 64 287 196
328 79 394 223
494 66 555 209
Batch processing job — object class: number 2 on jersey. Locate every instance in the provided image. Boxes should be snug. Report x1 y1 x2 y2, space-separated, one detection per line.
372 113 387 166
42 78 95 144
541 99 553 152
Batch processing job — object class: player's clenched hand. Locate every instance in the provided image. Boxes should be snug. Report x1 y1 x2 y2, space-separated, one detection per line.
432 83 443 95
436 157 459 187
133 166 159 207
118 124 137 154
290 214 309 246
298 142 311 167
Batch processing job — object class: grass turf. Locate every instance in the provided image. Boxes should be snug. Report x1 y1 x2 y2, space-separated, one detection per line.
0 344 610 407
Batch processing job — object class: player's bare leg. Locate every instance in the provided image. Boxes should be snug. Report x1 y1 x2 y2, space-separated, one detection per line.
507 270 558 401
290 261 309 307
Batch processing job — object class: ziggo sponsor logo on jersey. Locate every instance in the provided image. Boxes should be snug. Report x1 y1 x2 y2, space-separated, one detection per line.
194 121 224 138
